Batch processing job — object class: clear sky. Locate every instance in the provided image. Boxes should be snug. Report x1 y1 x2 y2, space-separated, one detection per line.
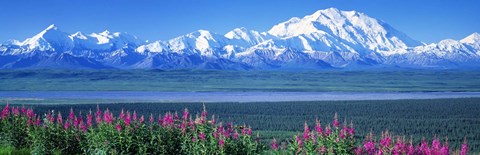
0 0 479 44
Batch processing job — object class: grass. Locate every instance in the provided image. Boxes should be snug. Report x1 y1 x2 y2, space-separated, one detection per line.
1 69 480 92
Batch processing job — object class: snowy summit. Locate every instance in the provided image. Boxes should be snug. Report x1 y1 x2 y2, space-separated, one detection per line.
0 8 479 70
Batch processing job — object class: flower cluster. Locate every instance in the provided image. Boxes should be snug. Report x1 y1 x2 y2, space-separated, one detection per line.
279 113 471 155
355 131 465 155
285 113 355 154
0 104 264 154
0 104 472 154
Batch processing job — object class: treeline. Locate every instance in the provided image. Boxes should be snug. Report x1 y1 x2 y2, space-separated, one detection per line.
6 98 480 151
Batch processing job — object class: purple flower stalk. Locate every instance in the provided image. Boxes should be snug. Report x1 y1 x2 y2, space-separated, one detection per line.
57 112 63 125
149 114 154 123
303 122 310 140
354 147 362 155
133 111 138 121
119 109 125 120
247 128 252 136
271 138 279 151
182 108 189 121
296 135 303 150
115 123 122 132
199 132 206 141
364 140 375 154
139 115 144 124
219 138 225 147
325 125 332 136
1 103 10 119
68 108 75 121
315 118 323 136
233 131 239 140
103 110 112 124
86 112 93 128
333 113 339 128
460 142 468 155
124 112 131 126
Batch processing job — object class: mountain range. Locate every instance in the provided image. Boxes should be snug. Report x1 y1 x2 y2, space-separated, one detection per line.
1 8 479 70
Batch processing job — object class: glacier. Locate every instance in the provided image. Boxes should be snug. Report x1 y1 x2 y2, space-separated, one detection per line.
0 8 479 70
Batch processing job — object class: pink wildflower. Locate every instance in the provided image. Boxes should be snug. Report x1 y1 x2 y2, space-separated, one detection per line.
35 117 41 126
57 112 63 125
333 113 339 128
86 111 93 128
79 122 87 132
315 118 323 136
211 115 216 125
364 140 375 154
213 130 219 139
271 138 279 150
139 115 144 124
233 131 239 140
133 111 137 121
115 123 122 132
46 111 54 123
407 143 415 155
325 125 332 136
124 112 131 126
460 142 468 155
440 146 449 155
64 122 70 130
303 122 310 140
149 114 154 123
103 109 112 124
95 106 102 124
119 109 125 120
296 135 303 150
12 106 20 116
219 138 225 147
26 108 34 119
199 132 206 141
1 103 10 119
354 147 362 155
182 108 189 121
68 108 75 121
380 135 392 148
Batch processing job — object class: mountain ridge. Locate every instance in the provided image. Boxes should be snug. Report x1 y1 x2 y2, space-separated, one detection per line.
1 8 479 70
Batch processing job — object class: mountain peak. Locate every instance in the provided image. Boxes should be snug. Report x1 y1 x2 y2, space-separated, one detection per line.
317 7 341 14
18 24 73 51
36 24 62 37
225 27 250 39
45 24 58 31
461 32 480 44
268 7 421 51
70 31 87 39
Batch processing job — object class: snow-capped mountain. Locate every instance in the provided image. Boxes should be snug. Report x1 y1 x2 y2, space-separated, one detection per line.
1 8 479 70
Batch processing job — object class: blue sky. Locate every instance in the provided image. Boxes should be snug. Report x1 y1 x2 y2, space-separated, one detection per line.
0 0 479 44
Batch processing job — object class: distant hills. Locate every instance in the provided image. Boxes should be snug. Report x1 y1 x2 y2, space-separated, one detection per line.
1 8 479 70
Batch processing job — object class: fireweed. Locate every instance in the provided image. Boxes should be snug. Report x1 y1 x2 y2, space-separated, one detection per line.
0 104 473 154
0 104 264 154
278 113 471 155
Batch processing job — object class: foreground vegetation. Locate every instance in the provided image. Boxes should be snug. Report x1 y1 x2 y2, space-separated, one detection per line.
1 104 263 154
1 69 480 92
13 98 480 151
0 104 471 154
